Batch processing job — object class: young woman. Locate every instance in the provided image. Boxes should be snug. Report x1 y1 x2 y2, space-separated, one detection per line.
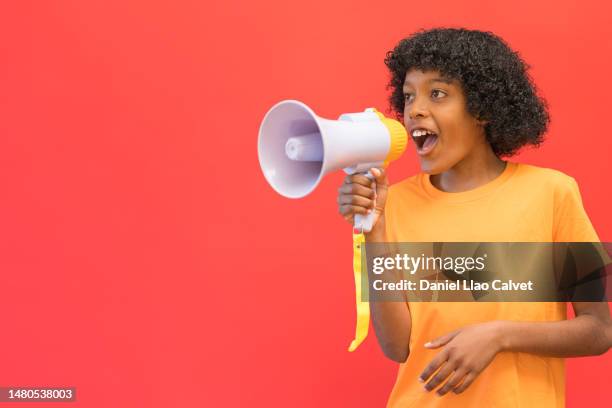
337 28 611 407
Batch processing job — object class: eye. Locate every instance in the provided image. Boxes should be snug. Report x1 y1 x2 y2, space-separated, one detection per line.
403 93 414 104
431 89 447 99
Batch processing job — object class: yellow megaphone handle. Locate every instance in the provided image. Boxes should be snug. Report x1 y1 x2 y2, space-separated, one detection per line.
348 231 369 352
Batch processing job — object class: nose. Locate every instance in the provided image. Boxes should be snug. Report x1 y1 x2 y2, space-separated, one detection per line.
406 96 429 120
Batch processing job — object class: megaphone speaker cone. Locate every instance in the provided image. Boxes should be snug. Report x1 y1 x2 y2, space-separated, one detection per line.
258 100 325 198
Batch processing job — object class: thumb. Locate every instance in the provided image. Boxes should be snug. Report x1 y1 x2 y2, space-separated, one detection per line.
369 167 389 212
424 330 460 349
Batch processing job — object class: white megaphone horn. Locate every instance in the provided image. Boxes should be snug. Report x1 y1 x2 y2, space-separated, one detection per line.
258 100 407 232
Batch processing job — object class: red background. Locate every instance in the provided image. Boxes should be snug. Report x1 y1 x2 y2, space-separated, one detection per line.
1 1 610 407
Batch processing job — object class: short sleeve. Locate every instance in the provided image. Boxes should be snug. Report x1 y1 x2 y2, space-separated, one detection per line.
553 177 600 242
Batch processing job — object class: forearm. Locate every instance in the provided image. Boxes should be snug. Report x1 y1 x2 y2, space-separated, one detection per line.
366 219 412 362
497 314 612 357
370 301 411 362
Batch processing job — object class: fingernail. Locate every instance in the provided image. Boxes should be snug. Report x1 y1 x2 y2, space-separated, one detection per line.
424 342 432 347
418 377 424 383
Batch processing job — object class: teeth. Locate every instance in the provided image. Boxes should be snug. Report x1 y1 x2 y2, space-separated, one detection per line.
411 129 434 137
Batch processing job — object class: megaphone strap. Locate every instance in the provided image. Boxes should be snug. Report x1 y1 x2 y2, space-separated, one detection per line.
348 231 370 352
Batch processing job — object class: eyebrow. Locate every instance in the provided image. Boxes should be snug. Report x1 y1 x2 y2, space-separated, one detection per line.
403 77 453 89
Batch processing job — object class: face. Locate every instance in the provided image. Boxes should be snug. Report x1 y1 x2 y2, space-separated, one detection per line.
402 69 487 174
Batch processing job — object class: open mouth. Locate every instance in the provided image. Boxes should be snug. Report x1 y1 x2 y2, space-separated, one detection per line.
411 128 438 155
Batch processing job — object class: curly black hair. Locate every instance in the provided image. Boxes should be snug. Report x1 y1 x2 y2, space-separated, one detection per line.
384 28 550 157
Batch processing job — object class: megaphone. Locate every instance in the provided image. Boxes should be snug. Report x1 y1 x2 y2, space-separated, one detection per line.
258 100 407 232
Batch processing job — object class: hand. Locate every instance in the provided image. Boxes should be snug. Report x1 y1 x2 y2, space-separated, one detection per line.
337 167 389 234
419 321 503 396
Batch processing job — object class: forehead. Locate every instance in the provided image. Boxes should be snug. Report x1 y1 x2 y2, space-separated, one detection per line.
403 69 455 88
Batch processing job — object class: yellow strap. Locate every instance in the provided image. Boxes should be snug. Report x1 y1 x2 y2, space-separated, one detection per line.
348 232 369 352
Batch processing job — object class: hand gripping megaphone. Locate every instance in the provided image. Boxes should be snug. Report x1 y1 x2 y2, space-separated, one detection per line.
258 100 408 352
258 100 408 232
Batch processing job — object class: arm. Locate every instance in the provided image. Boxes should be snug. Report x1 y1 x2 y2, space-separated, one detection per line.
338 168 412 363
420 302 612 396
366 214 412 363
498 301 612 356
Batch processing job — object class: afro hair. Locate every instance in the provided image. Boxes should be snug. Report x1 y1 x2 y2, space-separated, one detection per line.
384 28 550 157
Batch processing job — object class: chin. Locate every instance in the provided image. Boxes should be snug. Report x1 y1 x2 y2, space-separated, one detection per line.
418 157 451 175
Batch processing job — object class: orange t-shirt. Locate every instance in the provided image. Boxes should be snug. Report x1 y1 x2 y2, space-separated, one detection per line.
383 161 600 408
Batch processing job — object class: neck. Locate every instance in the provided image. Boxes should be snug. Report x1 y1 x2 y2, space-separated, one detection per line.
430 142 506 193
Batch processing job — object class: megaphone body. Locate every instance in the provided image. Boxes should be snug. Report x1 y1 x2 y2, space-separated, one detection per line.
258 100 407 232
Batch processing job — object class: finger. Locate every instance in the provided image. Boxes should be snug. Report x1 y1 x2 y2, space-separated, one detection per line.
370 167 387 184
423 361 455 392
338 183 375 199
338 194 374 209
369 167 389 208
419 349 448 383
424 330 460 349
453 372 477 394
345 173 372 187
436 369 467 396
339 204 370 216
